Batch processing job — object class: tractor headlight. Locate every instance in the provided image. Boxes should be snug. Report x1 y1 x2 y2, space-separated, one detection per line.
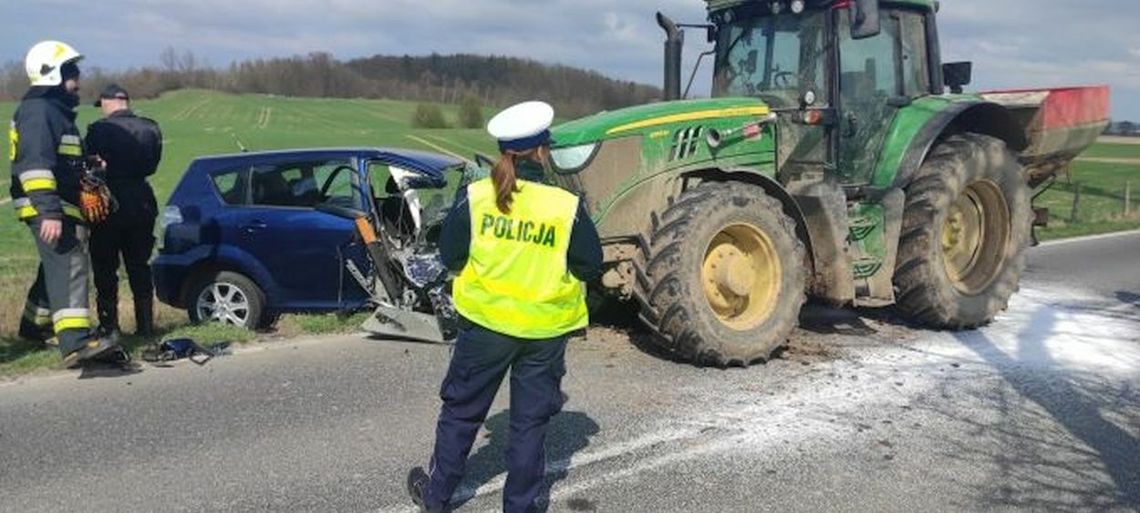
550 142 600 172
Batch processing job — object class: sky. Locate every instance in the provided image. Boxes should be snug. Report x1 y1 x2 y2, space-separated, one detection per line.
2 0 1137 120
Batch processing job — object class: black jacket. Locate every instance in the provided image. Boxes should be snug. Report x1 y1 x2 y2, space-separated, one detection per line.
85 109 163 219
9 87 85 221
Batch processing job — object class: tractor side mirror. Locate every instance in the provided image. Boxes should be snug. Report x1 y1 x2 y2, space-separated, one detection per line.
851 0 881 40
943 61 972 94
704 25 717 43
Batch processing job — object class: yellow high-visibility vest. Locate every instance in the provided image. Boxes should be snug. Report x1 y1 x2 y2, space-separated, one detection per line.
452 178 589 339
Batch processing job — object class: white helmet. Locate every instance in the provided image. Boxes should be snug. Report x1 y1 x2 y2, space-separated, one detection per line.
25 40 83 86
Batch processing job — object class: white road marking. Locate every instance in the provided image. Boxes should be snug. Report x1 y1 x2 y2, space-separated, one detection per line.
405 135 465 161
1038 229 1140 247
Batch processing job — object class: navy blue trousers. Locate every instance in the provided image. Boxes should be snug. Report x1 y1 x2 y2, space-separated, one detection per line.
424 323 568 513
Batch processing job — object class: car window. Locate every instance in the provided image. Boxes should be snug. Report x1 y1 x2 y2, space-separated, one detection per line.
418 165 465 227
368 161 394 199
312 160 358 207
250 158 356 208
211 168 247 205
367 159 465 236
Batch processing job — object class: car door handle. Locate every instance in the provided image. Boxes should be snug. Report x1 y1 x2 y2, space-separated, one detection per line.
241 220 268 233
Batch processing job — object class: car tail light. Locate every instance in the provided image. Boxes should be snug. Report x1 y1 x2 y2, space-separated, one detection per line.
160 206 183 231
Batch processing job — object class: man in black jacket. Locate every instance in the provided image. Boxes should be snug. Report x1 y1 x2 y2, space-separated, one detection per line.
11 40 121 367
86 84 164 337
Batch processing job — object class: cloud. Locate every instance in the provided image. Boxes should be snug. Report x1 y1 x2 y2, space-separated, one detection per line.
2 0 1137 118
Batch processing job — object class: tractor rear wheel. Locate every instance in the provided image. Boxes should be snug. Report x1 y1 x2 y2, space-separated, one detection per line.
636 182 806 366
894 133 1031 328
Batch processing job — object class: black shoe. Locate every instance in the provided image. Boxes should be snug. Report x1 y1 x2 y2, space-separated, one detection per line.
62 338 123 369
18 325 52 343
94 325 120 341
406 466 442 513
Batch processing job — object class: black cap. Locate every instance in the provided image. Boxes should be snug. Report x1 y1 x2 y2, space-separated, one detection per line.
94 83 129 107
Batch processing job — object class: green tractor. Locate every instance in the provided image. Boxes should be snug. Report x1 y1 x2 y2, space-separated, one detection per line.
545 0 1108 366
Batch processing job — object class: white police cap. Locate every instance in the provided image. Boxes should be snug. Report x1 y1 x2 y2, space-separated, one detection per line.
487 101 555 152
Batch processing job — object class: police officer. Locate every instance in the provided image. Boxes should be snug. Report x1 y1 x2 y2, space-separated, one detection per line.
406 101 602 513
11 40 120 367
86 84 163 337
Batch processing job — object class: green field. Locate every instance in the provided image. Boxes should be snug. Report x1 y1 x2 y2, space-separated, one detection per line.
2 90 1138 374
1036 145 1140 239
1077 140 1140 160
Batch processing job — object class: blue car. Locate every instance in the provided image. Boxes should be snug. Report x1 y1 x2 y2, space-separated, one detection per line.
154 147 469 329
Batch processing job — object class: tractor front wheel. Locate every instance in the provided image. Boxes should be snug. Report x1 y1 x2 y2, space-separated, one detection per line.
636 183 806 366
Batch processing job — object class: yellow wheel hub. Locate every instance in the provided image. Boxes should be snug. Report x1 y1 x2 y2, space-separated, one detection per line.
941 180 1010 295
701 223 781 331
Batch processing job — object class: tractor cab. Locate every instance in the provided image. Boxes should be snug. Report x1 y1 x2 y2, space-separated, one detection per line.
704 0 948 185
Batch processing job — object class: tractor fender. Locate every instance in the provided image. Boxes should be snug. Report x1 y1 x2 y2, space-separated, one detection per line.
888 100 1027 189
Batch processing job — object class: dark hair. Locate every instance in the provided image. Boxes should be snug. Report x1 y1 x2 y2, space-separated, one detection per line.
60 61 80 80
490 147 545 214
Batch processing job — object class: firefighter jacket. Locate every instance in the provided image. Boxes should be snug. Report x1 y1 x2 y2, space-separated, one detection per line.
85 109 163 219
9 87 85 222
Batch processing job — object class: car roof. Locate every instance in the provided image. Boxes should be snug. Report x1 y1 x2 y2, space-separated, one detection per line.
191 147 465 174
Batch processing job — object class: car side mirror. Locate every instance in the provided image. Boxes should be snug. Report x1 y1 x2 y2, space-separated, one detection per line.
851 0 881 40
943 61 972 94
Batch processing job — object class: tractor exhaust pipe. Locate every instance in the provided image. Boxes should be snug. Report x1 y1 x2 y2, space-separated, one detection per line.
657 12 683 101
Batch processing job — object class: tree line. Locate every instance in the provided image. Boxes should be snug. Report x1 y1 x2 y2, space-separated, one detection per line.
0 49 662 119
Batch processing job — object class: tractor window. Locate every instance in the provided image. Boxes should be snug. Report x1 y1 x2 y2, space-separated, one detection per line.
899 12 930 97
713 10 828 108
839 12 901 98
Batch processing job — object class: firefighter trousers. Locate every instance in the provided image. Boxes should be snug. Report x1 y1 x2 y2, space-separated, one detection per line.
424 323 568 513
21 218 92 355
90 213 156 334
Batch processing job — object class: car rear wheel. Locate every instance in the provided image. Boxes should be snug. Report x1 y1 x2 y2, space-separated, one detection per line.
187 271 269 329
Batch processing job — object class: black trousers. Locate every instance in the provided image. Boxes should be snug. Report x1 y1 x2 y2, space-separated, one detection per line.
424 323 569 513
89 211 156 332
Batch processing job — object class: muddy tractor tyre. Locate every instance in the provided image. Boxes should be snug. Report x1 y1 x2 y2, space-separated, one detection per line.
636 182 806 367
187 271 270 330
894 133 1031 329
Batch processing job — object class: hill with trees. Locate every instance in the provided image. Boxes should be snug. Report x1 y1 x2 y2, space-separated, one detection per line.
0 50 661 119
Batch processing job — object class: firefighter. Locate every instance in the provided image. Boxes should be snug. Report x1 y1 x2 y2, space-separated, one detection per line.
11 40 120 367
86 84 163 337
406 101 602 513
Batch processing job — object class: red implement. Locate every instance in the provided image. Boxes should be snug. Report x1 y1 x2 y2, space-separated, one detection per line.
982 85 1110 187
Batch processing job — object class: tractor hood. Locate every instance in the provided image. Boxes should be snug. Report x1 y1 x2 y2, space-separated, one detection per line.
551 97 771 147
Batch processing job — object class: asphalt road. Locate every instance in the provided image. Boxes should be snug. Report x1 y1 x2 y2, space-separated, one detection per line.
1 231 1137 513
